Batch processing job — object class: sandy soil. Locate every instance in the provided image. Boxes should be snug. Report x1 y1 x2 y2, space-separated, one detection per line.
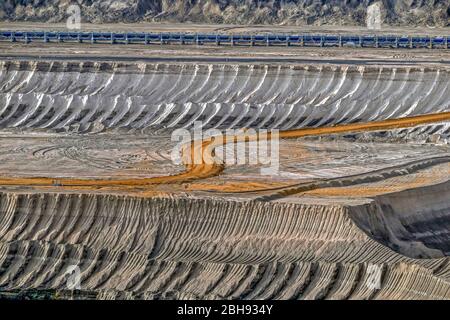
1 22 449 36
1 41 449 70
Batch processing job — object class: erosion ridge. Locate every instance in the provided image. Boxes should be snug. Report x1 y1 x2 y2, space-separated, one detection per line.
0 186 450 299
0 61 449 135
349 179 450 259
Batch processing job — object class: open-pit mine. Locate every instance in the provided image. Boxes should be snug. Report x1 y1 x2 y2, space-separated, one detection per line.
0 31 449 300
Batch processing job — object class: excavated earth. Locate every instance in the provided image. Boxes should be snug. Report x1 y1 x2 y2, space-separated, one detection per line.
0 54 450 299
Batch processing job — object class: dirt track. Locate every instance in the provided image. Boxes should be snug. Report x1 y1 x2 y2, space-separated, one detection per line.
1 111 449 190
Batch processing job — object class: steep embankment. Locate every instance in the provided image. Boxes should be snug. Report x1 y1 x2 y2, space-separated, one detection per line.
0 0 448 27
0 191 449 299
1 61 449 138
349 180 450 259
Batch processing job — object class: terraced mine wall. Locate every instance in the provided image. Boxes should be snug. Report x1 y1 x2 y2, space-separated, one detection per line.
1 58 450 299
0 60 449 140
0 188 450 299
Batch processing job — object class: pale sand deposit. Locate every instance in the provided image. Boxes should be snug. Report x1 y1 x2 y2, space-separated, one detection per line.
0 46 449 299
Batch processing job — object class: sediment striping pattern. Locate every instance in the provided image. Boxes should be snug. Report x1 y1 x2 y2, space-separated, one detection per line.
0 188 450 299
1 59 450 299
0 61 449 137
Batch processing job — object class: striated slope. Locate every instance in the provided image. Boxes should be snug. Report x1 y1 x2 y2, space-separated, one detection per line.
1 61 449 138
0 188 450 299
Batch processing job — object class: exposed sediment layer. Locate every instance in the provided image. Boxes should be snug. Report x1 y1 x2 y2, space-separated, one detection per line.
1 57 450 299
1 61 449 139
349 180 450 259
0 183 450 299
